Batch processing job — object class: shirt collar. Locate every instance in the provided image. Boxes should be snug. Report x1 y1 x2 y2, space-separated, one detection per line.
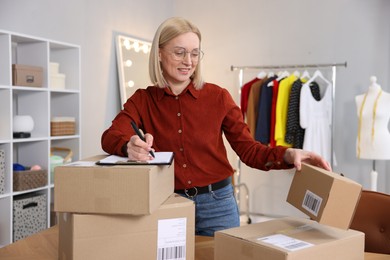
156 81 200 100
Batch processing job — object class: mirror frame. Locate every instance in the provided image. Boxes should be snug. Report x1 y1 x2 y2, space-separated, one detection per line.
115 34 152 107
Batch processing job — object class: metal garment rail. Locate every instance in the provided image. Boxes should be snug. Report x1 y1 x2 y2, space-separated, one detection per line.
231 62 347 218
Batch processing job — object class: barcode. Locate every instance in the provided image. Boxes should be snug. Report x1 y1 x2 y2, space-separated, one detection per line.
302 190 322 216
285 242 311 250
157 245 186 260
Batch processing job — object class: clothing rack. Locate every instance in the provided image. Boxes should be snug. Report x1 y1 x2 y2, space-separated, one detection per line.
230 62 347 217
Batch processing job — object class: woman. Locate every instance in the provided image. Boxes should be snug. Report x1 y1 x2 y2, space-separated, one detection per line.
101 17 331 236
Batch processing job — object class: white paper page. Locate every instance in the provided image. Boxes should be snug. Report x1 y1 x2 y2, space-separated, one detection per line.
65 161 96 167
98 152 173 164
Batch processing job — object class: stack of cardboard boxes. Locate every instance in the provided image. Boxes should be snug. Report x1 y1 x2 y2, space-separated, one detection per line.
214 163 365 260
56 155 365 260
54 155 195 260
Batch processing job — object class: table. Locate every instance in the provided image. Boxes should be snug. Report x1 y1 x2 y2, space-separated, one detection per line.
0 226 388 260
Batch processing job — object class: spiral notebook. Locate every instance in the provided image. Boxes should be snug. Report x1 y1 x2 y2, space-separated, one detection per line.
96 152 174 166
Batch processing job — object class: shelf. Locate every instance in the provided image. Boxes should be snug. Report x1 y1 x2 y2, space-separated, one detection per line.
0 29 81 246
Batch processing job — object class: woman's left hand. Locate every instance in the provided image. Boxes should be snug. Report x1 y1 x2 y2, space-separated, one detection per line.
284 148 332 171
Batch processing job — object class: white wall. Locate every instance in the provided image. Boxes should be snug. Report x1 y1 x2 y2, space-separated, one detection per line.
0 0 174 158
173 0 390 215
1 0 390 216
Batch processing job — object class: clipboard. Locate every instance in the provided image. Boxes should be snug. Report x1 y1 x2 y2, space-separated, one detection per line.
96 152 174 166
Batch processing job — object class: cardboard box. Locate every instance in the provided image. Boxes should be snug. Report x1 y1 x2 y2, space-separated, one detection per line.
195 236 215 260
54 155 174 215
214 217 365 260
286 163 362 230
12 64 43 87
58 194 195 260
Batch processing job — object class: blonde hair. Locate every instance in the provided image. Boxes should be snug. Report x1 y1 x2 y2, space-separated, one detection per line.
149 17 204 90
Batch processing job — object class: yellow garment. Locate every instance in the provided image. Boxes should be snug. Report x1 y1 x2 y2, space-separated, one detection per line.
274 74 297 147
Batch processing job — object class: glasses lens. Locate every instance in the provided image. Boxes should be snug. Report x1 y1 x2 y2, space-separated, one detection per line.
171 48 203 61
196 50 204 60
172 48 185 60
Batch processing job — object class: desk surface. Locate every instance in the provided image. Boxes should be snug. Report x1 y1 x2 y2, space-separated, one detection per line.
0 226 389 260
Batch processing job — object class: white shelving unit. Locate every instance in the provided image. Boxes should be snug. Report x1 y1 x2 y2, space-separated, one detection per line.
0 30 81 247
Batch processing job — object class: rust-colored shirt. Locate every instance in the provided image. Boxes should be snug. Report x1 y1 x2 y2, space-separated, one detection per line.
101 82 292 190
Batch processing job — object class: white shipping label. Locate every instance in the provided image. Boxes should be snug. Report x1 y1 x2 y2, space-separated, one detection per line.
157 218 187 260
257 234 314 251
302 190 323 216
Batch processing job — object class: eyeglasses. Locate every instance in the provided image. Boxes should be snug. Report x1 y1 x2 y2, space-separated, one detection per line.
167 47 204 62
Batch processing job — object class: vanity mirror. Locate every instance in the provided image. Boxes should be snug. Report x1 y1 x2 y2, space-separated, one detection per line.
115 35 151 107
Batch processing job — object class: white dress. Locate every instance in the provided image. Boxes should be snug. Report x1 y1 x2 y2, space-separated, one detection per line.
299 80 332 163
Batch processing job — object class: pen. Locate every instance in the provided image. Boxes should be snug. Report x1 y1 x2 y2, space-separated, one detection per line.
130 121 155 158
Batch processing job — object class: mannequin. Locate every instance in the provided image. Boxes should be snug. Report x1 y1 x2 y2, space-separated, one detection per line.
355 76 390 190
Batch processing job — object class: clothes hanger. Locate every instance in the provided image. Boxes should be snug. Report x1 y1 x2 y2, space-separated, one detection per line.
307 69 331 85
302 70 331 99
276 70 289 81
301 70 311 80
257 71 267 79
293 70 300 77
267 71 276 87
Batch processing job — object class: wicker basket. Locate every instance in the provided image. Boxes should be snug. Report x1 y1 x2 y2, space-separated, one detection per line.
50 147 73 184
13 169 47 191
51 117 75 136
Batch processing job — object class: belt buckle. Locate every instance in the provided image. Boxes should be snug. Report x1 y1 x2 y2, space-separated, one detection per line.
184 187 198 198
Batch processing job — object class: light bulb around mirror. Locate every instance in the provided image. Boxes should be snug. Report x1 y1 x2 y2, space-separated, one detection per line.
142 44 149 54
124 59 133 67
133 41 140 52
123 39 131 50
127 80 135 88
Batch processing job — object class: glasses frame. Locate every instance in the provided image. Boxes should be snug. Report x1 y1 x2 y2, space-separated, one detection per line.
166 47 204 62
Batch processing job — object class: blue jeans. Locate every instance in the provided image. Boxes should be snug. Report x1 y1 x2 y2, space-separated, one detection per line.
178 184 240 236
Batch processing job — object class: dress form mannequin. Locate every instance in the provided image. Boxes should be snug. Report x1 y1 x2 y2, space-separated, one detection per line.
355 76 390 190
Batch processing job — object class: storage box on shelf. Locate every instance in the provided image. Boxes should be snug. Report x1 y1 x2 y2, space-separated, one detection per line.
0 29 81 247
13 192 47 242
50 117 76 136
13 169 47 192
12 64 43 87
49 62 66 90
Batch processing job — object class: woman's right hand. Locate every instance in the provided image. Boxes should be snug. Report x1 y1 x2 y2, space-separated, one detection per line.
126 133 154 161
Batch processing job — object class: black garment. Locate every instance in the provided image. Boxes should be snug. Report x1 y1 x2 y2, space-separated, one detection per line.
255 76 277 144
285 81 321 148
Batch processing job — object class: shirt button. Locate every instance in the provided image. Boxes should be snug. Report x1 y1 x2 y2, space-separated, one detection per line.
187 180 192 184
183 164 187 168
177 112 181 117
178 129 182 134
179 148 184 152
175 96 179 100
